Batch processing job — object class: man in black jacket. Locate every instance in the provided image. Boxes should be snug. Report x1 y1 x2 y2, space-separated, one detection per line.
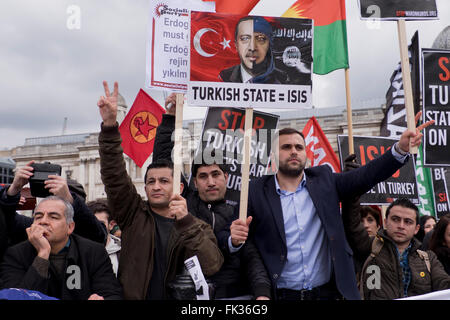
0 196 122 300
152 93 271 300
0 161 107 246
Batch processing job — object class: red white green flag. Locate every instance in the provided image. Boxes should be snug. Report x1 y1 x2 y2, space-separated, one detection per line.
282 0 349 75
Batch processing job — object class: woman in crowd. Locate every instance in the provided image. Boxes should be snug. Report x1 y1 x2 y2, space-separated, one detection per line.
429 215 450 275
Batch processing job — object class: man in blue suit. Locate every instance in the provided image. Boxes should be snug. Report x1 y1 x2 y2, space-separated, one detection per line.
227 115 432 300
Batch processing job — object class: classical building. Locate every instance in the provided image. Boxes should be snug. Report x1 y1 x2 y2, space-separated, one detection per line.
7 96 386 201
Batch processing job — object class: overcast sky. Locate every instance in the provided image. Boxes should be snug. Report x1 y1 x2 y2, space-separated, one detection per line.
0 0 449 150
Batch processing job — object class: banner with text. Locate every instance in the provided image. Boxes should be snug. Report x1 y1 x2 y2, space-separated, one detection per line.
358 0 437 20
189 107 279 206
338 135 419 205
145 0 215 91
188 11 313 108
431 167 450 219
422 49 450 166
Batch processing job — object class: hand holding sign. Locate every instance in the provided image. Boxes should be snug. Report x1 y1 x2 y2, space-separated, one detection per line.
398 111 435 153
165 92 177 116
97 81 119 127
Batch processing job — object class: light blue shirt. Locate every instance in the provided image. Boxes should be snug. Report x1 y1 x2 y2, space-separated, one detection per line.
275 174 331 290
227 143 409 283
274 143 408 290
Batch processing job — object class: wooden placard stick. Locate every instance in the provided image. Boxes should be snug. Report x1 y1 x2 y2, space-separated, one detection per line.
345 68 355 154
173 93 184 195
239 107 253 222
397 19 418 155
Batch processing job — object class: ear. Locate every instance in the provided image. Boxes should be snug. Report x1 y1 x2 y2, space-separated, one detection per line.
180 181 184 194
67 221 75 235
224 172 229 181
193 177 198 189
413 224 420 235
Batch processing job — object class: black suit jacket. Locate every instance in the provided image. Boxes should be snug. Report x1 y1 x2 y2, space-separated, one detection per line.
247 149 406 300
0 234 122 300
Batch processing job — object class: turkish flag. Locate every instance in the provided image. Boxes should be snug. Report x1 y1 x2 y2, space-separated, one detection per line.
302 116 341 173
190 11 243 82
119 89 165 168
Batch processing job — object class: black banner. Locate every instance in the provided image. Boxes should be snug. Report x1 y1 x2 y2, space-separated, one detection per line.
359 0 437 20
338 135 418 205
380 31 420 138
431 167 450 219
189 107 279 206
422 49 450 166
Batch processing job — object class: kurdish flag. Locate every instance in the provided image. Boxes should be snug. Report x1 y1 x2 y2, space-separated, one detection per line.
282 0 348 75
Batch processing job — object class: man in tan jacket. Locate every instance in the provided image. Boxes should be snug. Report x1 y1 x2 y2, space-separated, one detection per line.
96 81 223 299
343 196 450 300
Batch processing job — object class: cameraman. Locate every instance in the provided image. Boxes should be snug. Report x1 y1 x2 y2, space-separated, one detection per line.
0 161 107 250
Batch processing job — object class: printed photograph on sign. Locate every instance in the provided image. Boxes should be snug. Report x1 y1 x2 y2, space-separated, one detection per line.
188 107 279 206
358 0 438 20
422 49 450 167
338 135 419 205
188 11 313 109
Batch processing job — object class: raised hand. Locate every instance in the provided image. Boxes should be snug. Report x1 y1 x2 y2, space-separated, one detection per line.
165 92 177 116
45 175 74 204
7 160 35 196
398 111 435 153
97 81 119 126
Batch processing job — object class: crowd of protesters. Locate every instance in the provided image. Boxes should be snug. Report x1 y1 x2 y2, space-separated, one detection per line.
0 81 449 301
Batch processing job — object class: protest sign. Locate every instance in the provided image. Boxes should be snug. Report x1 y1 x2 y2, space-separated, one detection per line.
188 11 313 108
338 135 419 205
189 107 279 206
358 0 438 20
145 0 214 91
422 49 450 166
431 167 450 219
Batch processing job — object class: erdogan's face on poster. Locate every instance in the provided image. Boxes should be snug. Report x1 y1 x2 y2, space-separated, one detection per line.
235 18 270 75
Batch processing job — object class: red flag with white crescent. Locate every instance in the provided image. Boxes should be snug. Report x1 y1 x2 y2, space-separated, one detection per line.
190 12 243 82
302 116 341 173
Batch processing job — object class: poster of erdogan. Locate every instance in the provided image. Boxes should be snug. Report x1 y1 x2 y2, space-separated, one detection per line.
187 11 313 109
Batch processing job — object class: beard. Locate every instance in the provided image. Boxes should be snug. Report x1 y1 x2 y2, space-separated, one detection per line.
242 53 270 77
278 159 305 177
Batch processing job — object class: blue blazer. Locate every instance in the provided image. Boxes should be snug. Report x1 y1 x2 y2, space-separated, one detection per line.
247 150 406 300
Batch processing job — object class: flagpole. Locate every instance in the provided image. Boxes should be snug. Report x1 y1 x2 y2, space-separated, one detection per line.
397 19 418 155
173 93 184 195
239 107 253 222
345 68 354 154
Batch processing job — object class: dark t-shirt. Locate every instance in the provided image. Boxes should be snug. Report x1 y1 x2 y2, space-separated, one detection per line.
146 211 174 300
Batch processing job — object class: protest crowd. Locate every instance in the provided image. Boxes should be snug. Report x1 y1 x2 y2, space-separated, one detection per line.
0 82 449 301
1 0 450 303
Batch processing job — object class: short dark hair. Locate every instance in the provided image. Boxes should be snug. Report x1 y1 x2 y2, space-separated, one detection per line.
385 198 420 224
272 128 305 148
192 162 228 179
87 199 111 221
144 159 174 184
278 127 305 140
360 206 381 227
191 149 229 178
